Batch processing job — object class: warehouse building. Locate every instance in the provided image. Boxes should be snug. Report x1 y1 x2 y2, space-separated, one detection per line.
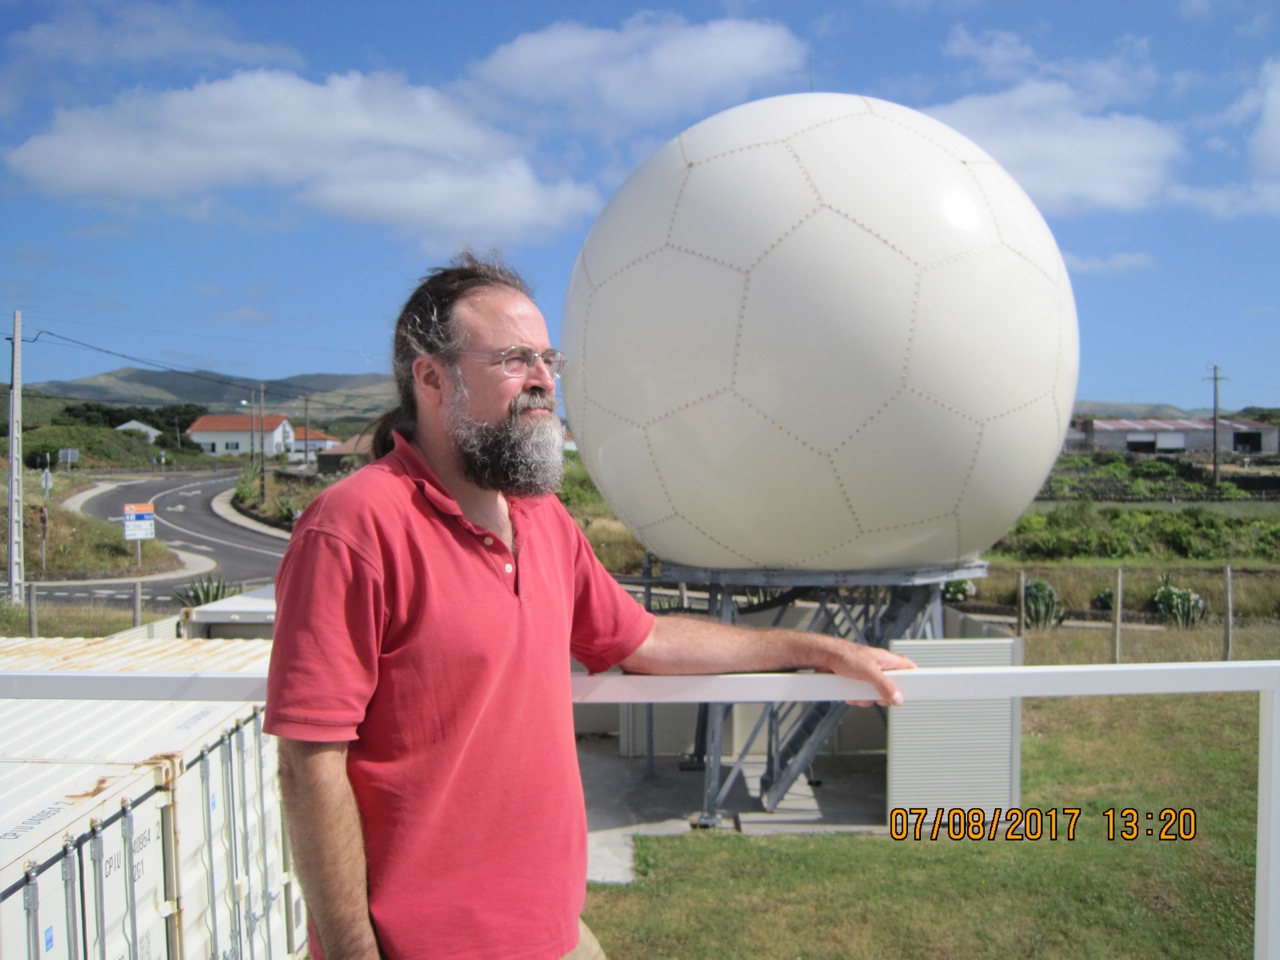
1079 417 1279 455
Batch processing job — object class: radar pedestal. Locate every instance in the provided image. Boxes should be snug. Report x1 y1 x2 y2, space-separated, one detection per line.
640 560 988 827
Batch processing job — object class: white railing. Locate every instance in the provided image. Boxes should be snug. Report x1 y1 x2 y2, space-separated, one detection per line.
3 661 1277 957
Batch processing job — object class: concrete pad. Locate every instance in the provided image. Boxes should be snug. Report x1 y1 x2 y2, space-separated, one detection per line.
579 734 889 883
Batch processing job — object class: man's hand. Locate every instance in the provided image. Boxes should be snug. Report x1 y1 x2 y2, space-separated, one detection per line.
815 641 916 707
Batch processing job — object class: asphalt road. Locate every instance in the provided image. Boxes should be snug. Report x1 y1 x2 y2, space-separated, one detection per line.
45 469 289 608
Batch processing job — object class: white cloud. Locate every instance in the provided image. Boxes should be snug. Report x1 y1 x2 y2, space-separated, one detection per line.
6 69 601 246
1236 12 1271 38
1063 250 1157 274
928 81 1184 215
464 13 807 131
1248 58 1280 176
7 0 300 69
942 26 1037 83
945 26 1159 106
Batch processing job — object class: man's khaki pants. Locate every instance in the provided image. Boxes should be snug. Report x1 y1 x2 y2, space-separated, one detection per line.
561 919 607 960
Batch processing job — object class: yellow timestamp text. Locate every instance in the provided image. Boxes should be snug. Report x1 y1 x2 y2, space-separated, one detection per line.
889 807 1081 842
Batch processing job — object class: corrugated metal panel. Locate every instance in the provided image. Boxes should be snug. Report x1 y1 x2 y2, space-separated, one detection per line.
102 616 182 644
0 636 302 960
1 759 166 960
0 635 273 675
887 638 1021 817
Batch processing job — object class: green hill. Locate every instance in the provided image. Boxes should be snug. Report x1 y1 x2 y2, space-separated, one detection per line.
24 366 395 423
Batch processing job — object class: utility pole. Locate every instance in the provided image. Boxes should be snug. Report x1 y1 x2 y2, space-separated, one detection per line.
7 310 23 604
303 395 311 469
1206 365 1228 489
258 383 267 501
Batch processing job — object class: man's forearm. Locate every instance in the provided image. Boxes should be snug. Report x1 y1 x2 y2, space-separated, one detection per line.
277 739 380 960
622 615 845 673
618 615 915 705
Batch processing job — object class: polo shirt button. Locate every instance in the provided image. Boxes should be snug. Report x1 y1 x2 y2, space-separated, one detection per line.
484 536 494 546
504 563 513 574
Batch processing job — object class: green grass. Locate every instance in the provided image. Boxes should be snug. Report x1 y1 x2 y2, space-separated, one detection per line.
585 624 1274 959
0 600 171 637
7 472 182 580
978 561 1280 619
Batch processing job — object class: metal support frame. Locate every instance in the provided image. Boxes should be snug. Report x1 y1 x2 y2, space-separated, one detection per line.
645 561 984 825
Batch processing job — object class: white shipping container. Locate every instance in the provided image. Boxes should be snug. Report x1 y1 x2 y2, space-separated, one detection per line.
1 760 167 960
0 637 303 960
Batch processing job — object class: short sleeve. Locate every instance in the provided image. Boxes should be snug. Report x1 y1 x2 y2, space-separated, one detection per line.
264 526 387 741
566 524 654 673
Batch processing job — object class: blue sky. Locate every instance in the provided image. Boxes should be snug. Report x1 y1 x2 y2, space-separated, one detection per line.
1 0 1277 413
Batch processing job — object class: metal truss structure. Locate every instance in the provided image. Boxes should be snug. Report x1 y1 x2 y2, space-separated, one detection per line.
636 559 990 826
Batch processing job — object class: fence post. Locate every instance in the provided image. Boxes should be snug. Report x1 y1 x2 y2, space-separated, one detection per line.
1223 565 1234 662
133 581 143 629
1111 568 1123 664
27 582 37 638
1016 569 1026 637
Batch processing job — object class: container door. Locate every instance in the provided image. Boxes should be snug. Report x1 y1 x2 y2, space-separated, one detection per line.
229 716 300 960
0 844 80 960
82 789 169 960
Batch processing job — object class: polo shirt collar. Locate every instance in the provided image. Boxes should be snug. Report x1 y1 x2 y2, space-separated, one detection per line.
385 430 548 522
388 430 466 518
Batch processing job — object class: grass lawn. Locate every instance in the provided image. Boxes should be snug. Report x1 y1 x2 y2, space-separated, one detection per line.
0 600 172 637
585 624 1277 959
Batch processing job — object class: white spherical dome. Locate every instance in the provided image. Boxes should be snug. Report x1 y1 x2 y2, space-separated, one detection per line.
562 92 1078 572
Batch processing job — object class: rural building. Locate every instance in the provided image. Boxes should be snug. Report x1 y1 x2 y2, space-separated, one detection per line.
187 413 295 456
316 433 373 474
114 419 162 443
291 427 341 456
1080 417 1279 455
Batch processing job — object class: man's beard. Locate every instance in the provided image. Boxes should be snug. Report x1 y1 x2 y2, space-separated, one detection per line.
447 389 565 496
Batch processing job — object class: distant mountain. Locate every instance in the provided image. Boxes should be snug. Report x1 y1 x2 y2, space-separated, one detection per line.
27 366 396 420
1073 401 1215 420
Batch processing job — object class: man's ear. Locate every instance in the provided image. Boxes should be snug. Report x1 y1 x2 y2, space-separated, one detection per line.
412 355 449 409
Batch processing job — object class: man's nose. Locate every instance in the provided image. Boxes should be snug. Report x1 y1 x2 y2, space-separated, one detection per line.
524 356 557 390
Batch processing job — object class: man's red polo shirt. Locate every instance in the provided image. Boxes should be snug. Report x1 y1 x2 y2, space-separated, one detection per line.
265 433 654 960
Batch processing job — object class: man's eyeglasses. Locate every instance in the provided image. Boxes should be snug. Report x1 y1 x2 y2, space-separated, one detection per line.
460 345 567 379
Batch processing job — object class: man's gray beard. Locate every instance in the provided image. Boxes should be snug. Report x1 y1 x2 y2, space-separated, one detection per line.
447 389 565 496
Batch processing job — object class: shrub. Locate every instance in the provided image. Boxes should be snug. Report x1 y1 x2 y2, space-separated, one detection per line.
1151 574 1207 628
942 579 977 604
1131 458 1178 479
1090 588 1114 612
233 465 261 508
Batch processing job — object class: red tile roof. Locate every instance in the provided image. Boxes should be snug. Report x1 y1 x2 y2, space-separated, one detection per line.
188 414 290 433
294 427 339 442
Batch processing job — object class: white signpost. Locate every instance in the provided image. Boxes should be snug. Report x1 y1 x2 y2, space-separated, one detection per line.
123 501 155 568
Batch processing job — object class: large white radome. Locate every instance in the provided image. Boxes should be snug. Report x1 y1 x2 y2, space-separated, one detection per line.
562 93 1078 572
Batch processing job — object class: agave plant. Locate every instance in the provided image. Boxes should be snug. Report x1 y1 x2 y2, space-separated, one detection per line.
173 574 240 608
1023 578 1066 630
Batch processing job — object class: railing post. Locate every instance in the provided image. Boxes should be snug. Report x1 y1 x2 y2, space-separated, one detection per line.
1223 566 1234 662
1110 568 1123 664
1016 569 1026 637
27 582 37 638
1259 687 1280 958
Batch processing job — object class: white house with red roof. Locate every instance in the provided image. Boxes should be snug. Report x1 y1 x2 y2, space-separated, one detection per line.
291 426 341 456
187 413 295 456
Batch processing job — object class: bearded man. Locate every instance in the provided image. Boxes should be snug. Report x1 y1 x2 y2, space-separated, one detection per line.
265 252 914 960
